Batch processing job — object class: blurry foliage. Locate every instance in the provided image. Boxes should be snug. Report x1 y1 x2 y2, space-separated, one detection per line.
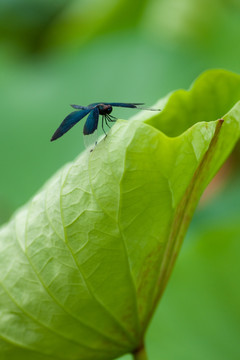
44 0 149 51
0 0 68 53
143 0 219 44
0 0 148 53
0 0 239 55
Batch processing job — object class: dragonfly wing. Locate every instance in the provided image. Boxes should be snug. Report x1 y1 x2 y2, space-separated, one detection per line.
107 102 145 108
83 107 99 135
107 102 160 111
70 105 89 110
51 109 90 141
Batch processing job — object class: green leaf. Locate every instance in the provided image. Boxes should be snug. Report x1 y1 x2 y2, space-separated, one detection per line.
0 69 239 360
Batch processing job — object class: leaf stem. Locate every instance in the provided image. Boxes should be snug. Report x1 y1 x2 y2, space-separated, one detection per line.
132 344 148 360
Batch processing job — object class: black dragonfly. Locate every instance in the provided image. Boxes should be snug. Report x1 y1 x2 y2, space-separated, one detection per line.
51 102 160 142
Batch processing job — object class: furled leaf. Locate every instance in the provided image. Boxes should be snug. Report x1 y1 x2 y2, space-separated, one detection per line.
0 69 239 360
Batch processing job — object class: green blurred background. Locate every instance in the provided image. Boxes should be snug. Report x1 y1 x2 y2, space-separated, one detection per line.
0 0 240 359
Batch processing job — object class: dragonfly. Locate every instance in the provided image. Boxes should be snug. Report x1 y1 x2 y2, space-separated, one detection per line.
50 102 160 142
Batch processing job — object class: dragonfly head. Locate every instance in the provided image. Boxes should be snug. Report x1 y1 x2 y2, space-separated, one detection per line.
98 104 112 115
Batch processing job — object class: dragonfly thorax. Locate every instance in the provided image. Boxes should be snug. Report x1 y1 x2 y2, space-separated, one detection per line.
98 104 112 115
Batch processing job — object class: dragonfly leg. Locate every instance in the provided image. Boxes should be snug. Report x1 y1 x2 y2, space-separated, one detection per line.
105 116 111 128
109 114 117 121
102 116 107 136
107 114 117 122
